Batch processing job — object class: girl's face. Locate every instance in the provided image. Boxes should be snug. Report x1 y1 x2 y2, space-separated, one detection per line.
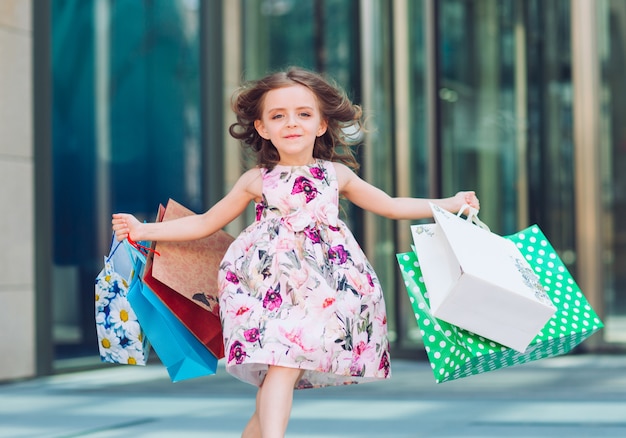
254 84 328 166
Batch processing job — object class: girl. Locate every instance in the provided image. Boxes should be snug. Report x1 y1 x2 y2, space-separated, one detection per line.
112 67 479 438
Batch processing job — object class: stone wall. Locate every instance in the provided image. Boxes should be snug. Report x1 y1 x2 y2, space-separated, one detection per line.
0 0 35 381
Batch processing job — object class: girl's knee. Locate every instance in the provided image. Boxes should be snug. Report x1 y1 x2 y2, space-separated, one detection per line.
265 365 304 385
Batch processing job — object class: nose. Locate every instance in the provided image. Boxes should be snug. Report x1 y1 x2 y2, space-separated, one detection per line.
286 112 298 127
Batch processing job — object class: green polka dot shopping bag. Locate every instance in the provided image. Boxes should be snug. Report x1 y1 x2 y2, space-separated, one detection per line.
396 224 603 383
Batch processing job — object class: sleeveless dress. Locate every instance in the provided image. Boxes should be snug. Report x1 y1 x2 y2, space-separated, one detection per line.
217 160 391 389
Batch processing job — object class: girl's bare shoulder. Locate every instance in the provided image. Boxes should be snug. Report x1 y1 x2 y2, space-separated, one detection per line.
332 162 358 192
237 166 264 202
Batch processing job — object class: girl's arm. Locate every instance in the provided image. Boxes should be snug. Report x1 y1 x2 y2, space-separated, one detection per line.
336 163 479 220
112 168 263 242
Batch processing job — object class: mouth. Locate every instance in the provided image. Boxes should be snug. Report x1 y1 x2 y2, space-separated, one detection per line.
284 135 301 139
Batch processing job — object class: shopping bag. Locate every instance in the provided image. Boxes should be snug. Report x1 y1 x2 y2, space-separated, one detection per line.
143 201 226 359
151 198 234 315
126 244 219 382
95 236 150 365
143 245 225 359
411 204 556 352
397 224 603 383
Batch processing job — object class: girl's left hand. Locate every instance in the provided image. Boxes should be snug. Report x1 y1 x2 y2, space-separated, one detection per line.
454 191 480 212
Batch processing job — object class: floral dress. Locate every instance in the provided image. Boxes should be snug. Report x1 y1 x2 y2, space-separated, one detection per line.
217 160 391 389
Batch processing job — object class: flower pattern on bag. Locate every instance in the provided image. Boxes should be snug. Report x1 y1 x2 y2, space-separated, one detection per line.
218 160 391 389
513 257 553 306
95 259 149 365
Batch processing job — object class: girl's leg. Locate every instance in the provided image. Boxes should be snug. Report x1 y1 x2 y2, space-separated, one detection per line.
241 388 262 438
257 365 304 438
241 367 303 438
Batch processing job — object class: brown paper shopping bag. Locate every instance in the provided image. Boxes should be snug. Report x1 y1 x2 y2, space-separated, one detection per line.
151 199 235 315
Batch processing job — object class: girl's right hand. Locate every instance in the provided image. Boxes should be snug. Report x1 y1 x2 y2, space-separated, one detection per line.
111 213 141 242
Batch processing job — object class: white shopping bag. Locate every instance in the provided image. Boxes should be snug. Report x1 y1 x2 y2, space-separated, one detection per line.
411 203 556 353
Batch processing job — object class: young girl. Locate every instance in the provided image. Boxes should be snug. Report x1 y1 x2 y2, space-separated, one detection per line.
112 67 479 438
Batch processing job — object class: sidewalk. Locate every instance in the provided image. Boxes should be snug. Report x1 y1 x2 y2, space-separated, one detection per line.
1 355 625 437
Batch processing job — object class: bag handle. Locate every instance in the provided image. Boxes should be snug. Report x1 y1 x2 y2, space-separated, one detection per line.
106 233 124 263
127 236 160 257
457 204 490 231
121 237 148 283
106 235 155 263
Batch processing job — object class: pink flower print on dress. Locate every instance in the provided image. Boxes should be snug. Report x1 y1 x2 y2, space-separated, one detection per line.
351 338 377 371
275 236 296 252
279 325 316 358
350 339 377 376
282 212 312 232
236 305 250 316
262 285 282 310
289 266 311 291
379 350 390 377
303 225 321 243
229 340 246 364
225 271 239 284
322 297 335 309
328 244 349 264
350 362 365 377
315 203 339 227
345 270 376 296
262 167 283 190
244 328 260 343
291 176 318 203
255 203 265 221
309 166 325 180
223 294 258 325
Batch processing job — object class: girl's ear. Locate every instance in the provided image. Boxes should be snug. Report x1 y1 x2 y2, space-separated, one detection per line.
317 119 328 137
254 119 270 139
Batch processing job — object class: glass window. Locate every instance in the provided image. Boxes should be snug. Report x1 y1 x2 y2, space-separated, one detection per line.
407 1 428 200
437 0 575 247
242 0 359 94
525 0 576 262
397 0 429 349
599 0 626 343
438 0 522 234
51 0 202 363
359 0 396 341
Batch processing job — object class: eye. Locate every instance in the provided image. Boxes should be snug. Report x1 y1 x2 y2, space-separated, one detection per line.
299 112 311 118
271 114 283 120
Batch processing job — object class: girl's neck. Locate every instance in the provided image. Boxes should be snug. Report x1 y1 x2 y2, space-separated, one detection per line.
277 157 318 167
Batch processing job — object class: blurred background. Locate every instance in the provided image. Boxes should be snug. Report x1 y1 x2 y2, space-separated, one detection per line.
1 0 624 381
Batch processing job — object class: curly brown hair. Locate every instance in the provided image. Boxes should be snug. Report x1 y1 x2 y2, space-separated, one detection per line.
229 67 362 171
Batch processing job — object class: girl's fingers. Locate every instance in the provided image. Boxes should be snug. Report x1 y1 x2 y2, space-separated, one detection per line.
463 191 480 210
111 214 130 241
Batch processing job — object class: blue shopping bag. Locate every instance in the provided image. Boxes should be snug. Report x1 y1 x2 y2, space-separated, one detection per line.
125 241 218 382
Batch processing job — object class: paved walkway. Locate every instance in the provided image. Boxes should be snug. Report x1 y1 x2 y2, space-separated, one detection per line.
1 354 625 437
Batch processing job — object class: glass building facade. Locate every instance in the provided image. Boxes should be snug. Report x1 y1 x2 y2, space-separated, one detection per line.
36 0 626 371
